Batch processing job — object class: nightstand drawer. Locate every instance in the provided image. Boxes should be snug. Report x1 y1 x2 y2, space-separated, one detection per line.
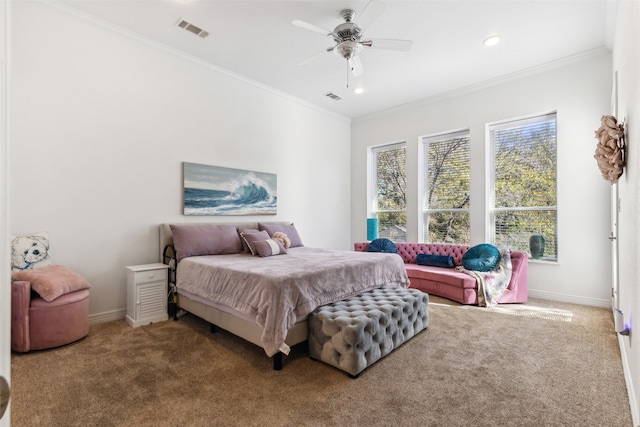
133 268 167 284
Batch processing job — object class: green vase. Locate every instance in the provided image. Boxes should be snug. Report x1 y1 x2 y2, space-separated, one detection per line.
529 235 545 259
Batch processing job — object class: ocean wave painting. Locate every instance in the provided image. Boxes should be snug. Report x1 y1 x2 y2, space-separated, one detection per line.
183 162 277 216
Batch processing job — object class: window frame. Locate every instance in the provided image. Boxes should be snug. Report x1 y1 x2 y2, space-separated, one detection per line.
487 111 558 262
368 141 407 242
419 129 471 245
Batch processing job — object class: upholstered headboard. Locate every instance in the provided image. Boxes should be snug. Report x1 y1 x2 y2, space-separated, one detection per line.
159 221 291 262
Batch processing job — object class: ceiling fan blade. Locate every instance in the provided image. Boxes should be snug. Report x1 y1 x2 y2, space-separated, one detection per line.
355 0 385 32
349 55 364 77
297 47 334 67
292 20 333 37
361 38 413 52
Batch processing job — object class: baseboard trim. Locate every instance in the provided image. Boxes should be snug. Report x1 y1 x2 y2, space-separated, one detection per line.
528 289 610 308
618 334 639 427
89 308 126 325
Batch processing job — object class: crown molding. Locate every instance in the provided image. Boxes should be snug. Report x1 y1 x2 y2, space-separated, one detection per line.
353 46 612 124
42 1 350 124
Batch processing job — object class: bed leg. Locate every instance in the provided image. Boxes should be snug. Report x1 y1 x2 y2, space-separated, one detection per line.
273 352 283 371
210 323 217 333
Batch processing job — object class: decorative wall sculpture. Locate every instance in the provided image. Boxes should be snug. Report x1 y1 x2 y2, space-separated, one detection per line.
594 115 626 184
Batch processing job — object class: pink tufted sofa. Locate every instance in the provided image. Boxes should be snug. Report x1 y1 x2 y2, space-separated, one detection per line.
354 242 528 305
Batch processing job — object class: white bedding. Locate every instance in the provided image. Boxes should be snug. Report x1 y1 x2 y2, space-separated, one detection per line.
176 247 409 356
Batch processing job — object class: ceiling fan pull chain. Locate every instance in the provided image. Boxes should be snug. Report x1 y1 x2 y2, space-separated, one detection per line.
346 60 350 88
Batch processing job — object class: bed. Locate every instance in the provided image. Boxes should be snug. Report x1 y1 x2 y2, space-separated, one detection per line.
159 221 409 370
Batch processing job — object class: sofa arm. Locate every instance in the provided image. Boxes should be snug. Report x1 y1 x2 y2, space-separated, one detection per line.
11 280 32 352
508 251 529 291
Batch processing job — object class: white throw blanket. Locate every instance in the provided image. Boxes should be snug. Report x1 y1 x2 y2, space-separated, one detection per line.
456 248 512 307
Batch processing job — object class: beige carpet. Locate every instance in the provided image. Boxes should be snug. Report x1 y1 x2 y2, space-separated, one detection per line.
11 297 632 427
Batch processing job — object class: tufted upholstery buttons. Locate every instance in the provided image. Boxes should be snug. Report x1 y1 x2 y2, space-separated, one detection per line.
308 287 429 377
355 242 529 305
355 242 469 265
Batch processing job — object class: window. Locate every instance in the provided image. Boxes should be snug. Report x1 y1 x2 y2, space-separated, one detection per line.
371 143 407 242
489 112 557 260
421 130 470 244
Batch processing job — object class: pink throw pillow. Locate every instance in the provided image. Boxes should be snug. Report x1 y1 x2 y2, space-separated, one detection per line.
11 265 91 302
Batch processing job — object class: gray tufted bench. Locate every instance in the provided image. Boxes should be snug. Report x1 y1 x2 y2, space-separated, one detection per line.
308 287 429 377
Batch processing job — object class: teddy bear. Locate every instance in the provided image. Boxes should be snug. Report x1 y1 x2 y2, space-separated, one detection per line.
271 232 291 249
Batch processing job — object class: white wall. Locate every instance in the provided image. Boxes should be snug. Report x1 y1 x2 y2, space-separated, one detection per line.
612 0 640 424
10 2 351 321
351 50 613 307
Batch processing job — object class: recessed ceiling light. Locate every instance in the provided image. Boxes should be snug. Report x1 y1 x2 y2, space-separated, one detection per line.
354 87 364 94
482 35 501 47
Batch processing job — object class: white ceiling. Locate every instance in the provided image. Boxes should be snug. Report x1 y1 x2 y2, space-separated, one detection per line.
55 0 616 119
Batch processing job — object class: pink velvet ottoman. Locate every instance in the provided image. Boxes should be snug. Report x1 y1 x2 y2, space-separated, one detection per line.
11 278 90 352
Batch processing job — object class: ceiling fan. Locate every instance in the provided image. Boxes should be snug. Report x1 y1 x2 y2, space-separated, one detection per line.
292 0 412 79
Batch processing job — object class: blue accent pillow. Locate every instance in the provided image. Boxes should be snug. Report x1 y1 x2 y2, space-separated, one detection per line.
365 238 398 254
462 244 501 272
416 254 454 268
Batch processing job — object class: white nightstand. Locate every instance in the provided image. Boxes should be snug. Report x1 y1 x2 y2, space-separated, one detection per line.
126 263 169 327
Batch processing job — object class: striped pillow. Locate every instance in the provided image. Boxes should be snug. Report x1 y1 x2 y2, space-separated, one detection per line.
253 239 287 257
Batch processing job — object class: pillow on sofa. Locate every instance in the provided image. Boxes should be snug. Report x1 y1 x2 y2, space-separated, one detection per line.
239 230 271 255
462 243 501 272
366 238 398 254
11 264 91 302
416 254 454 268
258 223 304 247
11 231 52 271
170 224 242 262
253 239 287 257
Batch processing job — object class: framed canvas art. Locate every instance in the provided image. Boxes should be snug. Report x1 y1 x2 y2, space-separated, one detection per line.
183 162 277 216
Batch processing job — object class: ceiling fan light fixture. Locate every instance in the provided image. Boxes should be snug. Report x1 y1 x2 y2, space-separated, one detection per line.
335 41 362 60
354 87 364 94
482 34 501 47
